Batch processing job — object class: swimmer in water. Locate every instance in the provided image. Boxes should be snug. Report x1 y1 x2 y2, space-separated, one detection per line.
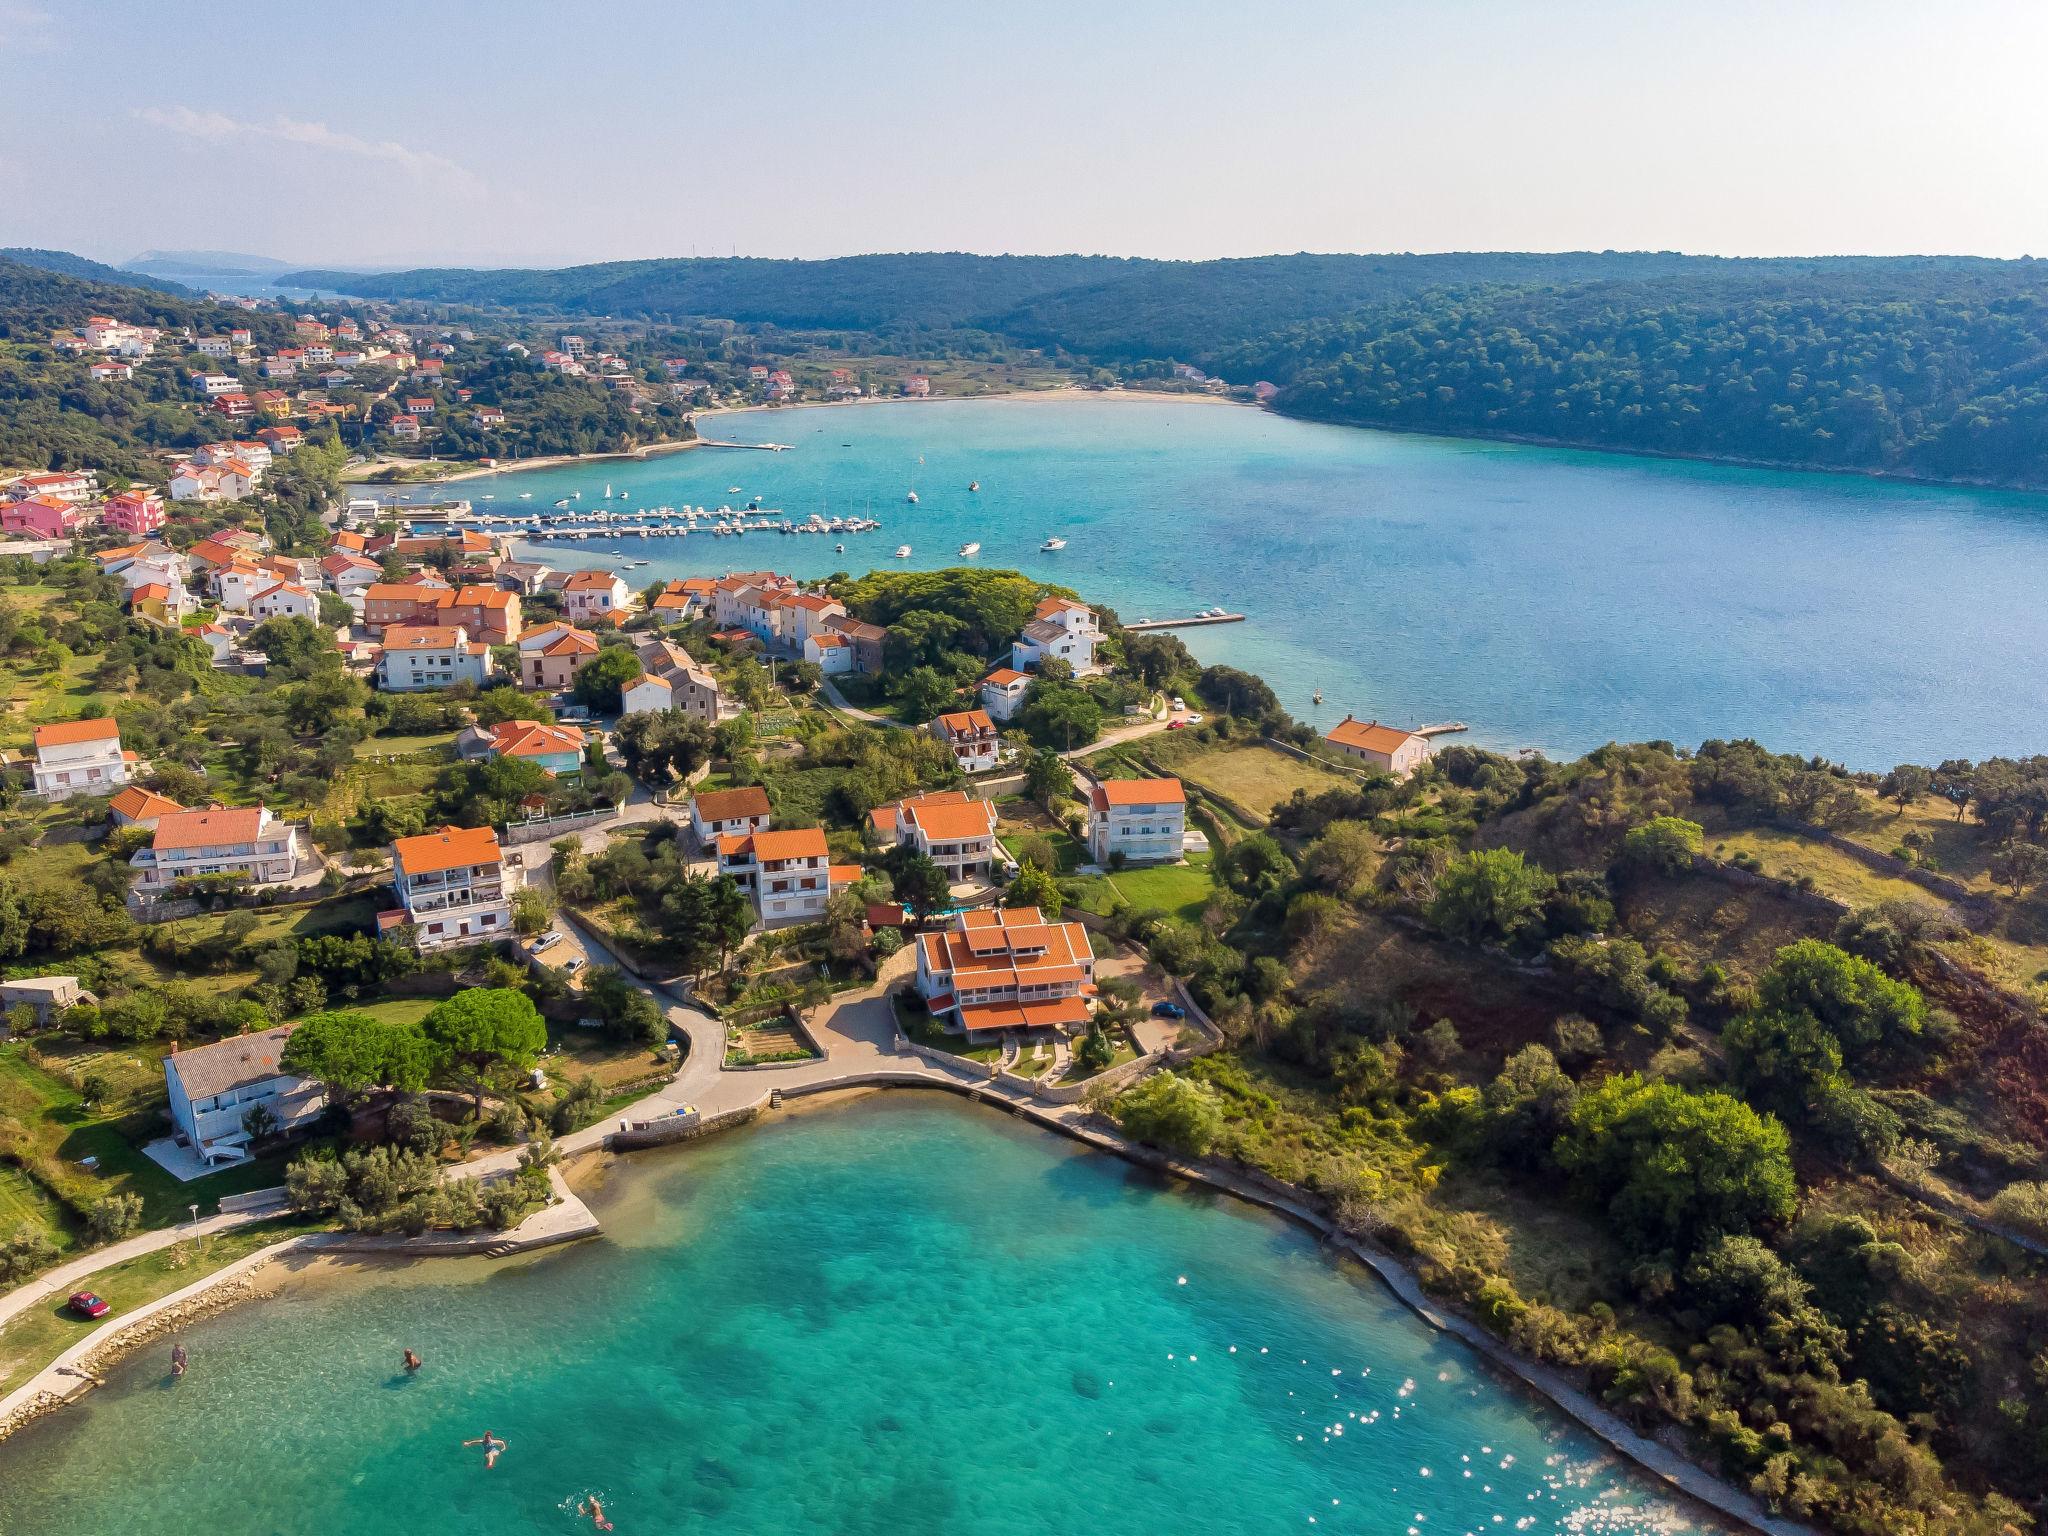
462 1431 506 1469
578 1497 613 1531
403 1349 422 1373
170 1342 187 1378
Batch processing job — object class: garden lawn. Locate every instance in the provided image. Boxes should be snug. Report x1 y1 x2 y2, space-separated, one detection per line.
1075 854 1217 923
1156 740 1361 818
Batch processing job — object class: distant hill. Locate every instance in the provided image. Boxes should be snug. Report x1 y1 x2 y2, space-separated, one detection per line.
125 248 302 280
0 248 191 296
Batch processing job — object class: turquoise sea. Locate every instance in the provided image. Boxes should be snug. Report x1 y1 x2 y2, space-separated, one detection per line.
0 1098 1729 1536
372 396 2048 769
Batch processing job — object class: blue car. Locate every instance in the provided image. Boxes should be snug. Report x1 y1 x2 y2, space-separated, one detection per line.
1151 1000 1187 1019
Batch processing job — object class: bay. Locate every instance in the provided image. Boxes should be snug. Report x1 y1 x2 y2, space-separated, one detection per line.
0 1097 1730 1535
371 396 2048 768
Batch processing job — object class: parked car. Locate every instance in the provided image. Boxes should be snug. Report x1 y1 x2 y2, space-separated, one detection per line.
563 956 586 975
68 1291 110 1319
1171 696 1187 711
1183 713 1205 724
1151 1000 1187 1019
532 930 564 952
1167 720 1189 730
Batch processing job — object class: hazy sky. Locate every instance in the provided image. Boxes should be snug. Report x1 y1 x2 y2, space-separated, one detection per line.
8 0 2046 269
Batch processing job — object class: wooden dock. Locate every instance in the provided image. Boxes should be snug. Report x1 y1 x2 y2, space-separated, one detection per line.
1414 722 1469 738
695 438 793 451
1124 613 1246 632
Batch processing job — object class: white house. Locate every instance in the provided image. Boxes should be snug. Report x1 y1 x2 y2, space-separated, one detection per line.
620 636 723 722
31 717 133 799
931 709 1002 774
562 568 632 623
689 785 772 850
1324 716 1434 778
804 631 856 675
381 824 520 953
1087 777 1187 866
131 805 305 895
867 791 999 884
979 667 1033 722
913 905 1097 1043
109 785 184 830
716 827 851 925
0 976 93 1026
1011 597 1102 676
248 582 320 622
164 1025 327 1167
376 624 494 692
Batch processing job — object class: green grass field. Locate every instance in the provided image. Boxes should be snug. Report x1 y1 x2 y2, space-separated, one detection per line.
1074 853 1217 922
1153 741 1360 817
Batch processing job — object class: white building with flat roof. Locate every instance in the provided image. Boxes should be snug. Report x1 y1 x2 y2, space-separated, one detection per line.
31 717 133 800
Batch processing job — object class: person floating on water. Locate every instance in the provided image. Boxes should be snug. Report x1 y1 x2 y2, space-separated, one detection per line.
170 1341 187 1379
462 1431 507 1469
578 1497 614 1531
403 1349 422 1373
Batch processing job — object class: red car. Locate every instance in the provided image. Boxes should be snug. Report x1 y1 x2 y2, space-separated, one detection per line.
1166 720 1189 730
67 1291 109 1319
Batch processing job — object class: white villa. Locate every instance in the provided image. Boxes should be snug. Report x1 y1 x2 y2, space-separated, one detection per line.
979 667 1032 722
914 905 1097 1044
689 785 772 849
130 805 305 895
621 636 723 722
562 568 633 623
931 708 1002 774
31 717 134 800
868 790 1000 883
715 826 854 925
164 1025 326 1168
1324 716 1434 778
381 824 520 953
376 625 495 692
1087 777 1187 866
1012 596 1102 676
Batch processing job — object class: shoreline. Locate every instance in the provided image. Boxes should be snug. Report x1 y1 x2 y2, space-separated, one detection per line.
0 1077 1809 1536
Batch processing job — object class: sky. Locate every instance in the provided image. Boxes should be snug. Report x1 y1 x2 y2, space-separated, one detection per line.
6 0 2047 270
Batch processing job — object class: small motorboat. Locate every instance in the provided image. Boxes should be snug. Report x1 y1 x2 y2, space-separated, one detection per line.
728 485 742 494
958 541 980 557
1040 537 1066 551
519 492 532 499
836 542 846 553
906 489 919 504
1312 689 1324 706
894 544 912 558
969 480 980 492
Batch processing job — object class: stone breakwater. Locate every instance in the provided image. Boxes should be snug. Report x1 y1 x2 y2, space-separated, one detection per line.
0 1269 265 1444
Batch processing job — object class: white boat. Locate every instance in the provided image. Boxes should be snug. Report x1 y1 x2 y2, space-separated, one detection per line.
969 480 980 492
1040 537 1066 551
604 484 612 498
958 542 980 557
519 492 532 499
836 542 845 553
728 485 742 494
894 544 912 558
906 489 919 504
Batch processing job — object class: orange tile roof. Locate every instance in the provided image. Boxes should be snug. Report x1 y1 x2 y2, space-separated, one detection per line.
110 786 182 821
720 827 828 862
33 717 119 749
563 568 624 590
488 719 585 759
958 997 1091 1031
131 583 171 601
153 805 268 851
934 709 996 736
365 582 437 603
983 668 1030 687
905 798 997 842
380 625 472 650
392 823 503 875
692 786 771 822
1326 716 1420 755
1090 777 1185 809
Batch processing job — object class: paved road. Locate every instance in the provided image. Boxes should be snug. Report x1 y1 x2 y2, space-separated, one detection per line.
0 1199 286 1334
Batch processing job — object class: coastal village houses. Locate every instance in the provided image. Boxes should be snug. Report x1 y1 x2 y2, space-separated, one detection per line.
562 568 633 624
164 1025 326 1169
376 625 495 692
31 717 134 799
823 615 888 674
931 709 1002 773
979 667 1033 722
914 905 1097 1044
382 824 520 953
621 636 723 722
1087 777 1187 866
518 621 602 691
716 827 854 925
460 718 587 778
689 785 772 850
1012 597 1103 676
130 805 306 896
1324 716 1433 778
109 785 183 831
869 790 1000 884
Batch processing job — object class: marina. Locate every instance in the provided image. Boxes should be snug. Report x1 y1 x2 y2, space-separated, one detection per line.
1124 611 1246 630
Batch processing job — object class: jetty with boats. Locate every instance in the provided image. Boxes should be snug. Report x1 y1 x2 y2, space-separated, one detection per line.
1124 610 1246 631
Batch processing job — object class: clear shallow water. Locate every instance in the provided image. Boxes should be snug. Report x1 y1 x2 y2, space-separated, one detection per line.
0 1098 1727 1535
375 396 2048 768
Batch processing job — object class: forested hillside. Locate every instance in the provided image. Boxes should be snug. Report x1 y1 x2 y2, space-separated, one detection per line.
1224 275 2048 483
0 248 191 296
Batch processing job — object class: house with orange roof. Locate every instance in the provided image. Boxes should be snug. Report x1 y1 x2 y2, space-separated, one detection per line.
128 579 192 626
715 826 849 925
689 785 772 849
5 469 96 504
320 552 382 597
1011 595 1102 676
376 625 494 691
383 824 520 953
429 583 520 645
248 581 320 623
1087 778 1186 866
388 415 421 442
101 488 165 538
1323 716 1433 778
931 708 1002 774
867 790 1000 882
130 805 304 895
517 621 602 690
822 614 888 674
330 528 369 554
362 581 445 633
109 785 183 831
257 424 303 452
31 717 133 800
462 718 588 777
561 568 633 624
0 494 88 540
979 667 1033 722
649 576 716 620
914 906 1097 1043
803 630 855 675
621 636 723 723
